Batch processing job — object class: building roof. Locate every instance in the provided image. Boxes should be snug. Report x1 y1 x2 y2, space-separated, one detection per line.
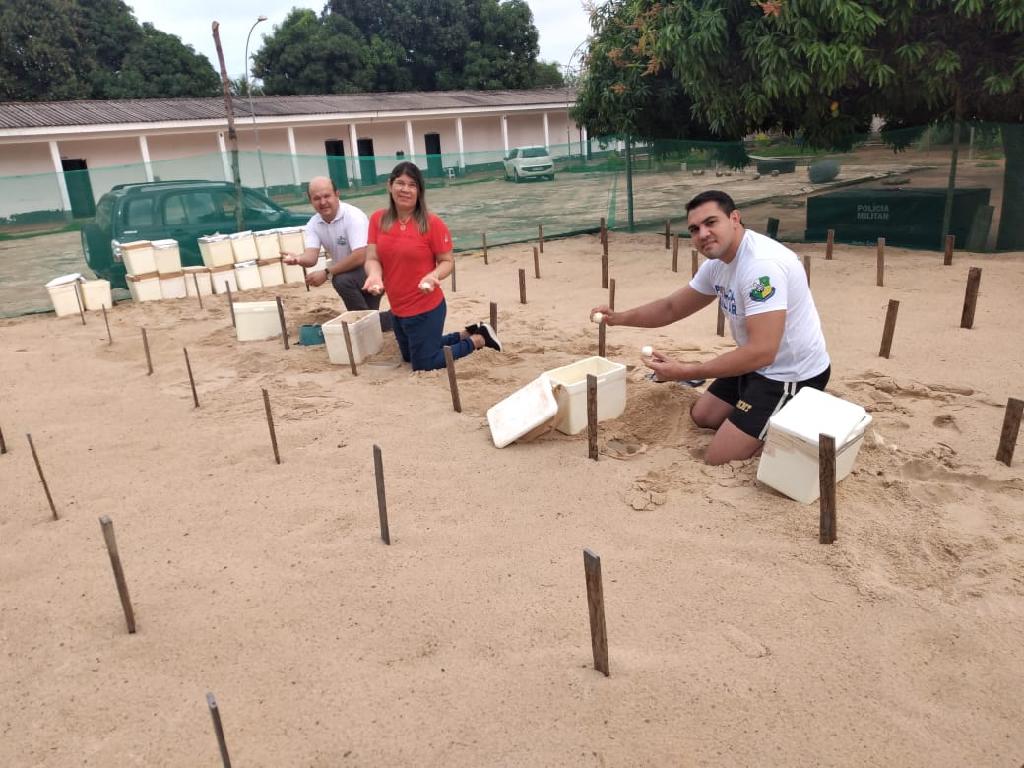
0 89 576 130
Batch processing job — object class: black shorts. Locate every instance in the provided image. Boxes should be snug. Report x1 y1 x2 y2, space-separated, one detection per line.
707 366 831 440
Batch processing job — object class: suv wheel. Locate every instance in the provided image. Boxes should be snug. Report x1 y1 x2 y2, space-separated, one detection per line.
513 169 521 183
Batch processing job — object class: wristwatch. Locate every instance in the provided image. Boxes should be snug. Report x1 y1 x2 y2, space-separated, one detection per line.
323 269 332 280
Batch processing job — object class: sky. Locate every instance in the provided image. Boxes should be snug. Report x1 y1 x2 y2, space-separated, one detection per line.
127 0 593 82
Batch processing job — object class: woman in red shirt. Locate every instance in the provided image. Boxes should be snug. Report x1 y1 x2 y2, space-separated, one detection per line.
363 162 501 370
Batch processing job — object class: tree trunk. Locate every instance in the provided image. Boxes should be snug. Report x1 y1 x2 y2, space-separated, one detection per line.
996 123 1024 251
940 93 962 249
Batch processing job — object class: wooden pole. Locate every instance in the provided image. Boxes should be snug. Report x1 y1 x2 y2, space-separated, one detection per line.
184 347 199 408
141 328 153 375
192 272 204 309
341 321 358 377
26 433 58 520
73 282 86 326
99 515 136 633
996 397 1023 466
878 299 900 358
206 693 232 768
671 234 679 272
533 246 541 279
225 284 236 327
825 228 835 260
600 217 607 255
818 434 837 544
608 279 616 311
691 249 699 278
716 303 725 337
538 223 544 253
598 320 606 358
262 388 280 465
0 423 6 455
482 232 488 265
519 268 527 304
601 249 608 289
211 21 244 233
489 301 498 332
587 373 599 461
803 254 811 287
443 345 462 413
876 237 885 287
275 296 289 350
302 265 310 292
767 217 780 239
451 258 457 292
960 266 982 329
102 305 112 345
943 234 955 266
373 444 390 545
583 548 609 676
664 219 671 249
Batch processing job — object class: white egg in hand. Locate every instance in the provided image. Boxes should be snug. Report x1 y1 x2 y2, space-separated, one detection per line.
641 345 653 357
419 281 433 291
592 311 604 324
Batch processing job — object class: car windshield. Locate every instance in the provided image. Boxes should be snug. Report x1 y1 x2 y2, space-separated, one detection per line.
521 147 549 159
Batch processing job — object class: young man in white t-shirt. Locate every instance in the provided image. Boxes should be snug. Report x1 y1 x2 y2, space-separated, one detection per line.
590 190 830 465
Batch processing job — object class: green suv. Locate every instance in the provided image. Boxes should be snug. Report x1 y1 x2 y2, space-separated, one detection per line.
81 181 309 287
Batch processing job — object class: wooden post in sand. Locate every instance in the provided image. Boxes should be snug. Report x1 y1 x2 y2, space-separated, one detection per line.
302 266 310 292
766 217 780 240
671 235 679 272
192 272 204 309
587 374 599 461
489 302 498 332
601 249 609 290
600 218 607 256
0 423 6 455
225 284 236 327
996 398 1023 466
691 249 699 278
803 255 811 287
262 388 280 465
598 320 607 359
102 305 112 344
538 223 545 253
716 303 725 337
206 693 232 768
73 282 86 326
482 233 488 265
275 296 289 350
664 219 671 249
27 433 58 520
878 300 900 359
443 345 462 413
373 444 391 545
818 434 837 544
825 229 835 260
533 246 541 279
519 269 527 304
184 348 199 408
583 548 609 676
943 234 955 266
99 515 136 633
960 267 982 329
341 321 358 377
876 238 885 287
608 279 616 311
451 259 457 292
141 328 153 375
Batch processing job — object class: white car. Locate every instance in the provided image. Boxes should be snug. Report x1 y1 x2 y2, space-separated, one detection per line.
503 146 555 182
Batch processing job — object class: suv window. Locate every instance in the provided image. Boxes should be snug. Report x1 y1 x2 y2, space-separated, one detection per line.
124 197 156 228
522 147 549 158
163 191 235 226
242 191 277 217
507 149 518 159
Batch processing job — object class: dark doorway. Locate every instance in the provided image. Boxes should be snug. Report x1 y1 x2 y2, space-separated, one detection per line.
324 139 349 190
423 133 443 178
61 158 96 218
356 138 376 185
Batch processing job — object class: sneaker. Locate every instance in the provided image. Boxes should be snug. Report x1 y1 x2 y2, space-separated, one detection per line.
476 322 503 352
464 322 482 335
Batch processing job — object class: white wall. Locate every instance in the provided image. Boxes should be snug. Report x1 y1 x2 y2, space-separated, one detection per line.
0 142 63 218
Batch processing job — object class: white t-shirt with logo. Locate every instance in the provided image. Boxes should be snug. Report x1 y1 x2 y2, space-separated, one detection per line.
304 202 369 267
690 229 830 381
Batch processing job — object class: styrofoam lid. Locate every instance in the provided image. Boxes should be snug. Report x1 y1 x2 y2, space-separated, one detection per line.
151 238 178 248
198 233 228 242
769 387 867 447
183 266 210 273
234 260 259 268
45 273 84 288
486 374 558 448
277 226 303 234
229 230 254 239
254 229 280 237
232 301 279 313
120 240 153 249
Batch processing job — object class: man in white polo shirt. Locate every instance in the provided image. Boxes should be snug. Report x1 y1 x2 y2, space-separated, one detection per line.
590 190 830 465
282 175 391 330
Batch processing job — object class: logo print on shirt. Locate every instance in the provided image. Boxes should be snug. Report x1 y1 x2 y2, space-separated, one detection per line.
336 235 348 247
749 276 776 302
715 285 737 315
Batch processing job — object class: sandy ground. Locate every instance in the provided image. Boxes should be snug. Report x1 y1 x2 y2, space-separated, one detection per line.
1 229 1022 767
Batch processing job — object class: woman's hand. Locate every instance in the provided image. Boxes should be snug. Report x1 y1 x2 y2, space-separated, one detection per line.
418 274 440 293
362 274 384 295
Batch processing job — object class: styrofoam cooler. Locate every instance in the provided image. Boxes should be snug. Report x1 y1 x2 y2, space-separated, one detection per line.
486 374 559 448
209 264 238 295
234 260 263 291
257 257 285 287
45 274 84 317
230 231 258 263
234 301 282 342
198 234 233 268
120 240 156 276
159 271 187 299
183 266 213 297
277 226 305 256
282 260 306 284
545 356 627 435
254 229 281 259
126 272 161 302
152 239 182 274
756 387 872 504
81 279 111 310
323 310 383 365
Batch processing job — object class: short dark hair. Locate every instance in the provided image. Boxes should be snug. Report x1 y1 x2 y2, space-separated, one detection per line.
685 190 736 215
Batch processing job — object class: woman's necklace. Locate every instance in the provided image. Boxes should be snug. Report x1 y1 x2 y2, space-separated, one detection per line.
398 213 412 231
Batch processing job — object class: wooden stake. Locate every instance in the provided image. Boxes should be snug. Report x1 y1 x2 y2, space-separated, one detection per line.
716 303 725 337
671 234 679 272
664 219 671 249
206 693 232 768
598 320 606 359
0 423 6 455
587 373 599 461
373 444 390 545
482 232 488 265
451 258 457 292
600 217 607 255
533 246 541 279
489 301 498 332
302 265 309 292
225 283 236 327
141 328 153 375
99 515 136 633
262 388 280 465
26 433 58 520
184 347 199 408
767 217 780 239
73 281 86 326
341 321 358 377
519 268 527 304
275 296 289 350
960 266 982 329
818 434 837 544
443 345 462 413
803 254 811 287
996 397 1023 466
538 223 544 253
876 238 885 287
825 228 835 260
943 234 955 266
601 249 608 289
878 299 900 358
583 548 609 676
691 249 699 278
192 272 204 309
608 279 616 311
102 305 112 345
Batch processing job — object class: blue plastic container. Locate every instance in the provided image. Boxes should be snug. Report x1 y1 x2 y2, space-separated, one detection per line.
299 324 324 345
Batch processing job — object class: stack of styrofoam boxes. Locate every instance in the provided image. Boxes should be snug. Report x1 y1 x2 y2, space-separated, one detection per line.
121 240 161 302
183 266 213 298
277 227 307 284
152 239 186 299
198 234 237 295
230 231 262 291
45 274 85 317
254 229 285 287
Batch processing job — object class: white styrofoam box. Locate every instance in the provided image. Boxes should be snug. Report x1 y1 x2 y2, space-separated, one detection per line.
209 264 238 295
81 279 111 310
159 271 187 300
277 226 305 256
126 272 161 302
314 255 328 272
323 310 383 366
282 260 306 284
257 257 285 287
486 374 559 448
183 267 213 297
152 239 182 274
254 229 281 260
545 356 627 435
120 240 156 276
234 260 263 291
234 301 282 342
230 231 258 263
756 387 872 504
198 234 233 268
45 274 84 317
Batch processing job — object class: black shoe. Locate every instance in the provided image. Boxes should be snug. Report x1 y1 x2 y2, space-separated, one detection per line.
476 322 503 352
464 322 482 335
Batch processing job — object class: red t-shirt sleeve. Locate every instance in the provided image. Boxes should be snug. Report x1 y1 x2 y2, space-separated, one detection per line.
368 210 383 245
427 215 453 255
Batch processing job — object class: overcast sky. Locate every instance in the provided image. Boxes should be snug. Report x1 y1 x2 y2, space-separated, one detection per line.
127 0 593 82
